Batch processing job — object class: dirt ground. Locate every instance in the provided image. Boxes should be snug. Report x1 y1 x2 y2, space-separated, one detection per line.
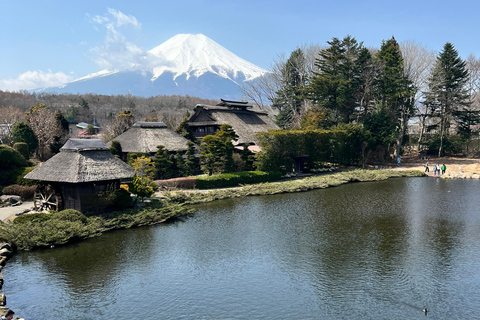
390 152 480 179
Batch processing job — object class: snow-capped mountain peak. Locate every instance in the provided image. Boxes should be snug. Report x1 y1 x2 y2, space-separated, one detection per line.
148 33 267 82
37 33 267 99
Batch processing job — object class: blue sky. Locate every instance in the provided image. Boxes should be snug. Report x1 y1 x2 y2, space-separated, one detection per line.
0 0 478 91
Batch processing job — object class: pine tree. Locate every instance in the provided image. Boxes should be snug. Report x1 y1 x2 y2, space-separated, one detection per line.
309 36 369 124
154 145 174 179
183 141 199 176
241 143 255 171
11 122 38 154
375 37 414 158
425 42 470 156
175 111 196 142
272 48 307 129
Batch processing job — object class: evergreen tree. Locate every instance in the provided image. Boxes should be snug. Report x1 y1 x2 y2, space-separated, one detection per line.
241 143 255 171
200 135 225 175
109 141 123 158
425 42 470 156
175 111 196 142
154 145 174 179
11 122 38 155
175 151 186 176
50 110 70 154
454 107 480 152
183 141 199 176
375 37 414 158
309 36 369 124
272 48 307 129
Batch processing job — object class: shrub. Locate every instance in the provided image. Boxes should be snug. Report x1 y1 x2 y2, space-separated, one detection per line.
14 212 51 225
52 209 88 224
108 188 133 210
11 122 38 154
0 145 28 170
10 167 36 186
109 140 122 158
196 171 282 189
13 142 29 160
1 184 36 199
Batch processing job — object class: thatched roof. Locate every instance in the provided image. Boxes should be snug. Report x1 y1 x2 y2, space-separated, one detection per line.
24 139 135 183
188 104 279 145
107 121 190 153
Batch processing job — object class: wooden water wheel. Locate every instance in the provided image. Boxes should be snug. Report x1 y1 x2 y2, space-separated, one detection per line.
34 184 63 212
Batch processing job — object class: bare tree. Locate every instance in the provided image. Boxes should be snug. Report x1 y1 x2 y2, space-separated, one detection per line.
26 104 58 161
0 106 25 145
400 40 436 149
239 43 322 113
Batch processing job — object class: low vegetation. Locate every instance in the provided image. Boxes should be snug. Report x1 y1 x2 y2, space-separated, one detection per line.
164 169 424 204
196 171 282 189
0 202 193 251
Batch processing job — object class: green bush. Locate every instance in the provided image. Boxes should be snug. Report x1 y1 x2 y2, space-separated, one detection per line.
2 184 36 199
52 209 87 224
0 145 28 170
108 188 133 210
10 167 36 186
196 171 282 189
14 212 51 225
13 142 29 160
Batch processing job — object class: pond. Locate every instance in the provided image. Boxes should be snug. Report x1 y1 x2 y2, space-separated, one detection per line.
4 177 480 319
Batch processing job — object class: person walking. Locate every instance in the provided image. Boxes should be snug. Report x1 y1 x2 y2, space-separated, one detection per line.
425 161 429 172
436 164 441 176
441 164 446 174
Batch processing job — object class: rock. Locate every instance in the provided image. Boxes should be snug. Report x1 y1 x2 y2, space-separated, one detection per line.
0 195 21 205
0 249 11 258
0 293 6 306
0 244 12 252
0 257 7 267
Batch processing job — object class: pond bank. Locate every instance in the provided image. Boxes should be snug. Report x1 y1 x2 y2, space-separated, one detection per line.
161 169 425 205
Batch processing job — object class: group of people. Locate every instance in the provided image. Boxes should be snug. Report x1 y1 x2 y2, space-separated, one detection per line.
425 162 446 176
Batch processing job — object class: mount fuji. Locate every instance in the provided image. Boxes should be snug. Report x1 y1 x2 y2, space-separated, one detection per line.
39 34 268 99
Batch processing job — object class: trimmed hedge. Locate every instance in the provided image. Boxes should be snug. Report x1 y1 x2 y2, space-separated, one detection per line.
256 125 373 173
196 171 282 189
1 184 36 199
13 142 29 160
0 145 27 170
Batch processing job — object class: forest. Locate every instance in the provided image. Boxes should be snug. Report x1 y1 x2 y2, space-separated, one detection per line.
241 36 480 159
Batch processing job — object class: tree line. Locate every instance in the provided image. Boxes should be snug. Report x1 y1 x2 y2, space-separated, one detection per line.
241 36 480 158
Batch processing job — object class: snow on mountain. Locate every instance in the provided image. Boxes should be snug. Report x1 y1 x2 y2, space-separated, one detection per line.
38 34 268 99
148 33 267 82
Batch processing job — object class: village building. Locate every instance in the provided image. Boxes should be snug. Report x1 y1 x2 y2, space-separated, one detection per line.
68 122 100 138
187 99 279 147
107 121 192 160
24 138 135 212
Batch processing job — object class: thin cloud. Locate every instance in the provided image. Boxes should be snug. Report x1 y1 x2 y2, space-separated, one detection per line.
0 70 73 91
90 8 165 72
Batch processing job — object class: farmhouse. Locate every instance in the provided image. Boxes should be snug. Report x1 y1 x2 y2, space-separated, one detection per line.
107 121 191 160
24 138 135 212
187 99 279 145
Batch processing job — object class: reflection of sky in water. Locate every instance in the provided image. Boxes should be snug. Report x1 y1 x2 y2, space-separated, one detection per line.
6 178 480 319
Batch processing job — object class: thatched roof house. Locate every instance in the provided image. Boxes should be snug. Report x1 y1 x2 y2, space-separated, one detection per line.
25 139 135 212
107 122 191 157
187 99 279 145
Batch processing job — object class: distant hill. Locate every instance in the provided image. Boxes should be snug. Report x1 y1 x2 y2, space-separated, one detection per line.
37 34 268 99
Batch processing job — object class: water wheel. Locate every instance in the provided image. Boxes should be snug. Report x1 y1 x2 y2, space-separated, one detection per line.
34 184 63 212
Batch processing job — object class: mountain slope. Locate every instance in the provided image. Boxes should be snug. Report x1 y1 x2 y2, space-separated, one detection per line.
39 34 267 99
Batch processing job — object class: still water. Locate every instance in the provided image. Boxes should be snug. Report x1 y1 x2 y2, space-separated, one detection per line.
4 177 480 319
